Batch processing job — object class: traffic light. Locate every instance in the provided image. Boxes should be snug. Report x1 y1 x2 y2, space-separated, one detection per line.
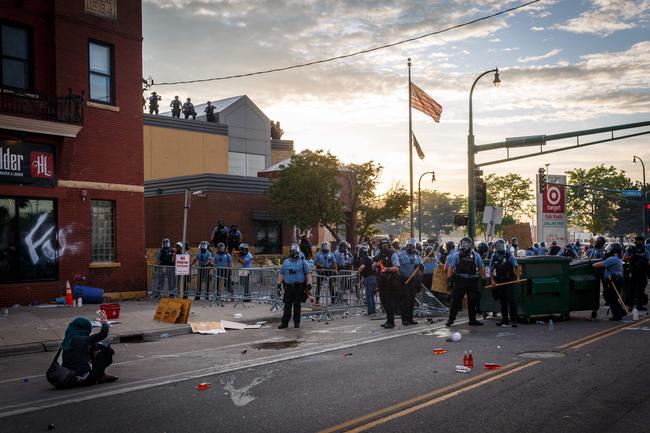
646 202 650 235
454 214 468 226
476 176 487 210
538 168 546 193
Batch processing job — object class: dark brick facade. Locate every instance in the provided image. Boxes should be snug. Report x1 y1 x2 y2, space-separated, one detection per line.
0 1 144 305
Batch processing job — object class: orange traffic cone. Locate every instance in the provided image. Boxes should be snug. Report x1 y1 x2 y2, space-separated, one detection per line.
65 280 74 306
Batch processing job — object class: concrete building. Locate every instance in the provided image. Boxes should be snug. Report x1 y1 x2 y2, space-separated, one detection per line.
0 0 145 305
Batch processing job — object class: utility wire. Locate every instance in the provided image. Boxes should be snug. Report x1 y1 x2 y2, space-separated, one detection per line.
153 0 541 86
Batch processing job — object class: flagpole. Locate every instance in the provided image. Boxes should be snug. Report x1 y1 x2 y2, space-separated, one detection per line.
408 58 414 240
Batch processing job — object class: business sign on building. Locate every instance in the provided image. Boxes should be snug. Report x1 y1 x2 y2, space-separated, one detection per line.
536 174 567 245
0 141 56 187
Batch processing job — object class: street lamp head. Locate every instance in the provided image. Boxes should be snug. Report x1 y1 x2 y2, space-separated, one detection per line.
633 155 638 164
431 172 436 182
493 68 501 87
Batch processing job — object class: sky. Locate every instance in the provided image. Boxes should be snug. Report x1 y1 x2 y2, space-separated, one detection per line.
142 0 650 196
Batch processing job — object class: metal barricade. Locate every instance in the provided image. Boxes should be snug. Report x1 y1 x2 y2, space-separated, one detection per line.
307 271 364 321
209 267 282 309
148 265 178 299
414 283 449 316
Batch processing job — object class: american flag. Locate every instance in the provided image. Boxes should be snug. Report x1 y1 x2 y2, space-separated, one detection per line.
410 82 442 123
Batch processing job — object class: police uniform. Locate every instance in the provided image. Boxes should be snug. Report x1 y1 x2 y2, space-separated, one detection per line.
314 250 336 302
334 249 353 271
279 257 311 327
193 250 213 299
397 249 422 325
446 249 484 326
489 251 519 326
375 248 400 328
214 251 233 295
599 255 626 320
624 244 650 309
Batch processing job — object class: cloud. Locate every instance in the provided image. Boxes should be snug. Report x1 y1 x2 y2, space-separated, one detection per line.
530 26 545 31
517 48 562 63
553 0 650 36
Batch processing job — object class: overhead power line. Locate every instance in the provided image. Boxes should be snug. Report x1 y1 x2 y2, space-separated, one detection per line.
153 0 541 86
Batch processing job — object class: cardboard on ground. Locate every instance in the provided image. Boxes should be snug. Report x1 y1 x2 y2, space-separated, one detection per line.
153 298 193 324
190 321 227 334
221 320 262 330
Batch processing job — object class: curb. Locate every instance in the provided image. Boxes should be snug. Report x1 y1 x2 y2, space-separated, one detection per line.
0 313 284 357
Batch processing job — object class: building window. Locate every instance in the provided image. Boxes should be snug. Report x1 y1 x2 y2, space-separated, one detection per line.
228 152 266 177
91 200 116 262
0 197 57 283
1 23 31 90
88 41 114 104
254 221 281 254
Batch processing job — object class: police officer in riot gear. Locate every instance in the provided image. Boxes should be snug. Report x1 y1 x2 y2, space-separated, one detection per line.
191 241 213 299
277 244 312 329
538 241 548 256
148 92 161 115
397 239 424 326
558 244 577 259
477 242 489 260
446 237 486 327
587 236 606 259
227 224 242 253
593 243 626 320
490 238 520 327
214 242 232 297
334 241 353 271
156 238 175 266
314 241 337 303
170 96 182 118
623 236 650 310
211 219 228 249
373 238 400 329
549 241 561 256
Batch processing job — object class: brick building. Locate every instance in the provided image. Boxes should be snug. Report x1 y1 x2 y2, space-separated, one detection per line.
0 0 145 305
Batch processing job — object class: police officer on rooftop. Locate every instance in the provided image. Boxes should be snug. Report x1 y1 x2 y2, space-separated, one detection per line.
446 237 486 327
277 244 312 329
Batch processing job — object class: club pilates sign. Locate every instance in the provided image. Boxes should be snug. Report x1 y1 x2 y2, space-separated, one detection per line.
0 141 56 187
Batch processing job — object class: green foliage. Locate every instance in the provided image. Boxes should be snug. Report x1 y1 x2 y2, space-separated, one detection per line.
611 182 644 240
268 150 344 236
358 185 410 239
565 165 631 235
485 173 534 221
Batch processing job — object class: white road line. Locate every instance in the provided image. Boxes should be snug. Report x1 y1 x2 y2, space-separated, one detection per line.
0 320 465 419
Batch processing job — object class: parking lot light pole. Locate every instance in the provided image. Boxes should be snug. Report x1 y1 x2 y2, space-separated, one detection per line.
418 171 436 241
633 155 647 238
468 68 500 240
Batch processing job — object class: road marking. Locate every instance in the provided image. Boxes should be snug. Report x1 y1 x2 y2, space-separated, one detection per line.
321 361 541 433
318 362 522 433
570 316 650 349
0 320 467 419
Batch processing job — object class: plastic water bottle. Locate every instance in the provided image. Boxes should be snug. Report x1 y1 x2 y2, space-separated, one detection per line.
548 319 554 331
632 307 639 321
77 297 83 308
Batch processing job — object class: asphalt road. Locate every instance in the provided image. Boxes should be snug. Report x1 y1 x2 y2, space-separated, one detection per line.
1 309 649 433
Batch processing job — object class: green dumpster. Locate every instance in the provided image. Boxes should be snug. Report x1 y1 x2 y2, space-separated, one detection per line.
568 259 603 319
516 256 571 321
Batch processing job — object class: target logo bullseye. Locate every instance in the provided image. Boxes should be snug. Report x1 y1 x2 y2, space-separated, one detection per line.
546 186 561 205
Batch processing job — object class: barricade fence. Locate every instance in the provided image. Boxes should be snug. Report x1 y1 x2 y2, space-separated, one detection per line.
146 265 448 318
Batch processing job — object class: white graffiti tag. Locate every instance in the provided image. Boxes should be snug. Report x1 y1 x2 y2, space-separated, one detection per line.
24 213 55 265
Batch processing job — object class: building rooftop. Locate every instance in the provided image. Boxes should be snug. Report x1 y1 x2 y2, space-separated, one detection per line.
160 95 243 117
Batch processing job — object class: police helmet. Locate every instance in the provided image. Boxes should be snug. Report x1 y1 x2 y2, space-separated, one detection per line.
416 242 423 252
162 238 170 248
217 242 226 253
321 241 330 252
239 243 249 253
594 236 606 249
175 241 184 250
511 237 518 245
634 235 645 247
494 238 507 253
425 246 434 256
392 239 401 250
605 242 622 257
379 238 391 250
199 241 208 252
290 243 300 258
478 242 489 256
359 245 369 256
339 242 348 252
445 241 455 252
459 237 473 252
405 238 417 252
551 240 558 246
540 242 546 247
534 243 539 249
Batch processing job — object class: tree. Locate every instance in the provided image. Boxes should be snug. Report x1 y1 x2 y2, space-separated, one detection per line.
611 183 643 240
341 162 409 242
485 173 534 221
417 190 466 238
268 150 344 239
565 165 631 235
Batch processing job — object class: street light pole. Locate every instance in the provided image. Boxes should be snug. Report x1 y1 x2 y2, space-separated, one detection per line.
468 68 500 240
417 171 436 241
633 155 647 238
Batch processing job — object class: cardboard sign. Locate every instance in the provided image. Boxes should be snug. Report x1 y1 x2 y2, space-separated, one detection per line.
175 253 190 276
153 298 192 324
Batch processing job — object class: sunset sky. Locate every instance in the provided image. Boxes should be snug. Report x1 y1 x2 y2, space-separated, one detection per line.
142 0 650 195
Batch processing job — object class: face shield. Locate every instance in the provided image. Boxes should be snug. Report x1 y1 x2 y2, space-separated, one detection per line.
290 244 300 258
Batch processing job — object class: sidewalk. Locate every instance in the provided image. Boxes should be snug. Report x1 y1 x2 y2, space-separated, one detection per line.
0 299 296 357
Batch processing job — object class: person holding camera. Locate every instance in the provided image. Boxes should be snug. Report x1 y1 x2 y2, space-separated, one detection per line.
61 311 117 385
277 244 312 329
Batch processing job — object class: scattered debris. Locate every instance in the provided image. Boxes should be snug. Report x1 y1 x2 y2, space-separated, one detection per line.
432 348 448 355
197 382 211 390
241 349 247 355
343 353 353 357
252 340 300 350
190 322 226 335
455 365 471 373
483 363 502 370
221 370 274 407
496 332 514 338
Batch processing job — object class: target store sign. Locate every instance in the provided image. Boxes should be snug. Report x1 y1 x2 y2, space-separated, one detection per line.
542 184 565 213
